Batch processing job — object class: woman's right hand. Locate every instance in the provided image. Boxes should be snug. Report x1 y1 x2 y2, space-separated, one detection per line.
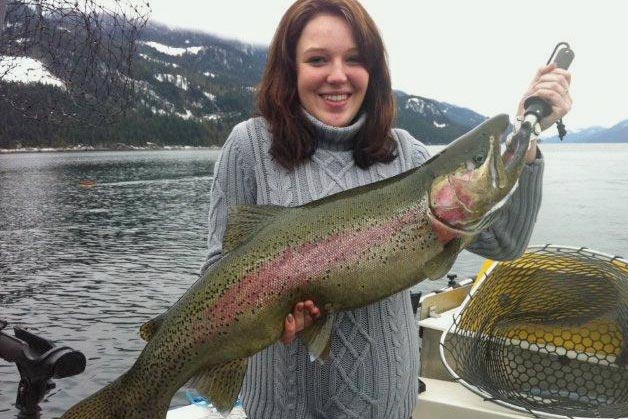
281 300 322 344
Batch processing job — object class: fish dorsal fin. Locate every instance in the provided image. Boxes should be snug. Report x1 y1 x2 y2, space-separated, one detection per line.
424 238 465 280
188 357 248 416
223 205 287 253
139 313 166 342
300 312 336 364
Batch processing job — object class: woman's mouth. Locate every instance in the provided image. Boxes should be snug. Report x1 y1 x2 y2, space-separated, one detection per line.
321 93 350 102
320 93 351 107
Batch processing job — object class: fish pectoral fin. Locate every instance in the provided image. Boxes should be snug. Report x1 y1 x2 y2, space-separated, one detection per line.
424 238 464 280
188 357 248 416
223 205 288 253
300 312 336 364
139 312 166 341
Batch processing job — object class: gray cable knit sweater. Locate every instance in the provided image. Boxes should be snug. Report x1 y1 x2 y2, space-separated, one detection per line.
201 112 544 419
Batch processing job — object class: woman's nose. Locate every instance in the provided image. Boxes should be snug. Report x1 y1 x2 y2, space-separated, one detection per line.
326 60 348 84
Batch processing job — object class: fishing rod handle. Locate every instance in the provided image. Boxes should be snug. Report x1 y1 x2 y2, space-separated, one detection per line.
523 44 575 122
553 46 575 70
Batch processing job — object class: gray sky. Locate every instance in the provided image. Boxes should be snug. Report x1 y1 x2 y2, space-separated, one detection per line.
148 0 627 130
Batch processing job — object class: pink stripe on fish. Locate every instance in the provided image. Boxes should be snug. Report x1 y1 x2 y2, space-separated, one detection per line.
194 206 427 342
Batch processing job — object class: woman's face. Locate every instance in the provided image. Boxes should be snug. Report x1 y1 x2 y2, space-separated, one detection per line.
295 13 369 127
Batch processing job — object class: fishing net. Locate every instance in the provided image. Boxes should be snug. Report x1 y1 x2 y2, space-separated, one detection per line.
441 245 628 418
0 0 150 124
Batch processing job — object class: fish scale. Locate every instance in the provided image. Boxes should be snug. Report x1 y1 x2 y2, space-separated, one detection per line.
62 113 524 418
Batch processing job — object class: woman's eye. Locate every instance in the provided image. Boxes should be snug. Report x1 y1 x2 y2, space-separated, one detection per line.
347 55 362 64
307 56 326 65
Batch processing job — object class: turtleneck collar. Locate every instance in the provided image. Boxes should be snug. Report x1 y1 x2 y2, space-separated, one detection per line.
302 109 366 151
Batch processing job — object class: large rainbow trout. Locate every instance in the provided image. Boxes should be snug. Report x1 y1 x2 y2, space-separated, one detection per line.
62 113 530 418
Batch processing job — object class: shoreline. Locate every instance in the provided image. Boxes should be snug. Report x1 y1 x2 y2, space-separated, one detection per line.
0 144 223 154
1 142 624 155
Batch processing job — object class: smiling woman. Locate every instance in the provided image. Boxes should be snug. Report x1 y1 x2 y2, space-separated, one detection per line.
196 0 567 418
295 13 369 128
258 0 397 171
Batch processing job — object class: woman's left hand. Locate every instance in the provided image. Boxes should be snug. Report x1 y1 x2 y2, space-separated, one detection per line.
517 63 572 130
515 63 572 162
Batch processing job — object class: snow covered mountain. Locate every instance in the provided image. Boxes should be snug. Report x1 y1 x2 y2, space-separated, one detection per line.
0 56 65 87
394 91 487 144
126 23 487 145
12 18 621 148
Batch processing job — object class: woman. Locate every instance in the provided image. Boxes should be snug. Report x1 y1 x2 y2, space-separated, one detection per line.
201 0 572 418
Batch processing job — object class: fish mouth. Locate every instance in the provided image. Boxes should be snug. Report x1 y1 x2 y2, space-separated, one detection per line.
475 121 534 232
504 121 532 177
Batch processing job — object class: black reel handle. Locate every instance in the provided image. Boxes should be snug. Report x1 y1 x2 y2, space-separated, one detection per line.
523 43 575 121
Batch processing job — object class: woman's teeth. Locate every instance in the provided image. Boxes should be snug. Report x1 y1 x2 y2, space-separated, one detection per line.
322 94 348 102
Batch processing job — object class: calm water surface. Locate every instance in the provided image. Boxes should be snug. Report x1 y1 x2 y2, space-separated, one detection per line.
0 145 627 417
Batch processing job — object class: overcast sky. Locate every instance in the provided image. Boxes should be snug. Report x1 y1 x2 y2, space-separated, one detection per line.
144 0 627 131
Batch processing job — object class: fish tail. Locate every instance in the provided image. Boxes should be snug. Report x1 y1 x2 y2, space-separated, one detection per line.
61 378 168 419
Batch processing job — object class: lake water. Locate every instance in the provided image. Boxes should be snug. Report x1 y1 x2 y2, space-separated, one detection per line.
1 144 627 418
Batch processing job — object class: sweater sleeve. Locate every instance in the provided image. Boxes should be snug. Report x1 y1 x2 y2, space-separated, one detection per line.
397 128 544 261
200 121 257 275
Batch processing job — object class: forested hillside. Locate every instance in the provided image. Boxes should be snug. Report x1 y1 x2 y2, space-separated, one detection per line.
1 13 486 149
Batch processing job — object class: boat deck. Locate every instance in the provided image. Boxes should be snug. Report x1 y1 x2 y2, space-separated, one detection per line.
167 404 247 419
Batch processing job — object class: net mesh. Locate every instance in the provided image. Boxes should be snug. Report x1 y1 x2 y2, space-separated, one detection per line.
0 0 150 124
441 245 628 418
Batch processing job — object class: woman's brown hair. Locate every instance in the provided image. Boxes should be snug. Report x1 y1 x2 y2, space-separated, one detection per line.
257 0 397 170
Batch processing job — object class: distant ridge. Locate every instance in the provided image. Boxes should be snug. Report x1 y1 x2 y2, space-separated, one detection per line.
393 91 487 144
543 119 628 143
2 16 625 148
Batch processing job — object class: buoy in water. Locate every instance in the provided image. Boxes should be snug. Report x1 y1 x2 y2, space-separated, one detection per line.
79 179 96 187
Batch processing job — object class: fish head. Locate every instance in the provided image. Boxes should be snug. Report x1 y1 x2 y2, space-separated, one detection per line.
428 113 528 236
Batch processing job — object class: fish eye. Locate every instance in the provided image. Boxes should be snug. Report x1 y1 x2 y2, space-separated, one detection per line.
473 154 485 165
